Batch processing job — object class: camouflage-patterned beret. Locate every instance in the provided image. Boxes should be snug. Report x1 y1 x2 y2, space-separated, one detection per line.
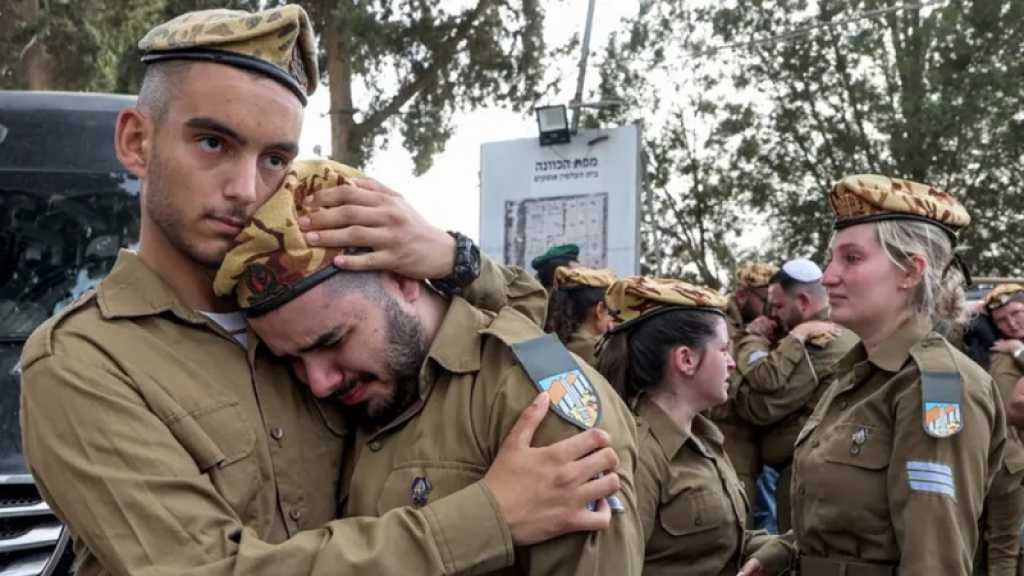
985 284 1024 311
736 261 779 290
214 159 365 316
829 174 971 238
531 244 580 270
554 266 617 290
605 276 728 331
139 5 318 104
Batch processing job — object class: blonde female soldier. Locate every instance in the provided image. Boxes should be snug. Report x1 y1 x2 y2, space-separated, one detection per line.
742 175 1007 576
597 277 792 576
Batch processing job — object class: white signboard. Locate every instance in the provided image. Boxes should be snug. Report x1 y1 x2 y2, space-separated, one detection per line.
480 124 641 276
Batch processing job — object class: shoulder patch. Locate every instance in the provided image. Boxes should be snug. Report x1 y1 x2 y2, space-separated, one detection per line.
747 350 769 365
509 333 602 430
910 336 963 439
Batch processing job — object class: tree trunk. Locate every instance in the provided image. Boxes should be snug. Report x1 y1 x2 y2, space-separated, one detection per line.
324 1 356 165
16 0 55 90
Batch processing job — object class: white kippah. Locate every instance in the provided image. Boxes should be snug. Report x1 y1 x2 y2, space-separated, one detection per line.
782 258 822 283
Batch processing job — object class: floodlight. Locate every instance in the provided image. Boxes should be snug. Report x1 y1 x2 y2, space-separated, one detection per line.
535 105 571 146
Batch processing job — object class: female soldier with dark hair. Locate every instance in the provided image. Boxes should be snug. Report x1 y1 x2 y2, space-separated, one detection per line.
546 266 617 366
597 276 792 576
743 175 1006 575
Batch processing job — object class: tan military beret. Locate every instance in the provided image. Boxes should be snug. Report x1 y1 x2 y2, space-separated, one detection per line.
605 276 728 330
829 174 971 238
554 266 617 290
985 284 1024 311
214 159 365 316
139 5 317 104
736 261 779 289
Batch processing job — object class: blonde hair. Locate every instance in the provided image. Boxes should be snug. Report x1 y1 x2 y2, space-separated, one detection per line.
873 220 966 334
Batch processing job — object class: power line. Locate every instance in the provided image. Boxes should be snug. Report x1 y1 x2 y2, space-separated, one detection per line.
693 0 948 57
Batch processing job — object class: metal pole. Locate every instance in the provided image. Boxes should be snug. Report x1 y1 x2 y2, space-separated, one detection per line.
571 0 597 134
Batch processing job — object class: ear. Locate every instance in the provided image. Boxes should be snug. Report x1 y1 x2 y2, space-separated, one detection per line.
115 108 152 180
902 254 928 290
390 273 422 304
670 345 699 377
796 290 812 312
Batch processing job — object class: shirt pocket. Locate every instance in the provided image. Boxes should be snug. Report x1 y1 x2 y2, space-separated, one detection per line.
659 487 731 537
820 423 891 533
165 399 259 512
375 461 487 515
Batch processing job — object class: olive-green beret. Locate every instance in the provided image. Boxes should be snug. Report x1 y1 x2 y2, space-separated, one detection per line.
531 244 580 270
139 5 318 105
214 159 366 316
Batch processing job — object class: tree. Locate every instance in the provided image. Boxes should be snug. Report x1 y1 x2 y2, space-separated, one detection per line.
295 0 547 173
3 0 550 175
594 0 1024 279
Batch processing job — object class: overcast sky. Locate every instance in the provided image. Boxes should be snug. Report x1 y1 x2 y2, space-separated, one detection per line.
298 1 640 242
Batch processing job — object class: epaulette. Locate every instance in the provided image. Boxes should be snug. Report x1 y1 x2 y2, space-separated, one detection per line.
509 333 603 431
20 289 99 370
909 334 963 439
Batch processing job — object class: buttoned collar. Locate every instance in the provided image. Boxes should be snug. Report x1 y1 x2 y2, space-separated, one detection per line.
424 296 489 375
636 395 724 461
867 315 932 372
97 250 210 325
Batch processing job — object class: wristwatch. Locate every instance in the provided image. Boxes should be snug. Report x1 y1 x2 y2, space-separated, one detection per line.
430 231 481 296
1013 347 1024 370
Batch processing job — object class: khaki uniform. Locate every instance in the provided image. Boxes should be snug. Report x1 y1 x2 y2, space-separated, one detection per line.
20 251 546 576
732 318 859 532
565 325 601 367
342 299 643 575
633 398 792 576
776 317 1007 575
981 352 1024 576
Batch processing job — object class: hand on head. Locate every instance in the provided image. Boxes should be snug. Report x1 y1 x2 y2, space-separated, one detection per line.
300 177 456 279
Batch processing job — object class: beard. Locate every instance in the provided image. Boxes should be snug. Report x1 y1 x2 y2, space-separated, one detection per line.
144 140 247 270
346 294 428 428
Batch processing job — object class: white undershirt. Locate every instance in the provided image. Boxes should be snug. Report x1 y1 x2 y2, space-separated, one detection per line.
201 311 249 348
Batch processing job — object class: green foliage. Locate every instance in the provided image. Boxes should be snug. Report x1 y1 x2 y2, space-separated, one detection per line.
3 0 550 175
599 0 1024 281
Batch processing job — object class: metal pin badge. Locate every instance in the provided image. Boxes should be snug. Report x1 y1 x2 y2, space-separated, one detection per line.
411 476 432 508
850 427 868 455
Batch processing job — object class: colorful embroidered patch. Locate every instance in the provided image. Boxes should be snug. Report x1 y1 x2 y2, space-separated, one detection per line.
538 369 601 429
907 461 956 499
924 401 962 438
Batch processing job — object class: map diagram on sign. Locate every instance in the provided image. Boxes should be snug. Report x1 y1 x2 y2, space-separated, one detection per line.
504 193 608 269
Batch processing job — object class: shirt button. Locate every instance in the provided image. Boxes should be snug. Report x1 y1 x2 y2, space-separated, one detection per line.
289 509 303 521
799 486 807 495
270 427 285 440
369 440 382 452
838 400 848 410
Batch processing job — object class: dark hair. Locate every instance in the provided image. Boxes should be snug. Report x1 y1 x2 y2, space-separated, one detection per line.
546 286 606 341
962 312 998 369
596 309 723 400
536 256 577 290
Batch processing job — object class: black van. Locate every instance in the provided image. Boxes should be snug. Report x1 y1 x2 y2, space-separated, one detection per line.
0 91 140 576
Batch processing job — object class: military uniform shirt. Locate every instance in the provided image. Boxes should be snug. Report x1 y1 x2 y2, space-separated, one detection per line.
632 398 793 576
981 351 1024 576
783 316 1006 575
20 251 545 576
565 325 601 367
342 298 644 575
